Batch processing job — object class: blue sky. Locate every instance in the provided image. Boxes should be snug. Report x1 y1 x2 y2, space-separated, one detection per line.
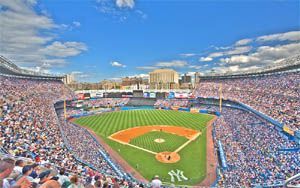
0 0 299 82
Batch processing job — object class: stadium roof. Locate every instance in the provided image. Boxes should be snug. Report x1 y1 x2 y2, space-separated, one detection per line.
0 56 65 80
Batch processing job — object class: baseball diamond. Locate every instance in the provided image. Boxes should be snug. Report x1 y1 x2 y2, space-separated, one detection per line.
74 110 215 185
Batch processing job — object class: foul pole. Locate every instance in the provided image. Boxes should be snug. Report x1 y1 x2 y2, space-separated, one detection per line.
64 99 67 119
63 85 67 120
219 83 223 113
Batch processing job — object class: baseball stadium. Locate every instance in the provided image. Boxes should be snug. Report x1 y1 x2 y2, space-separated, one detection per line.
1 1 300 188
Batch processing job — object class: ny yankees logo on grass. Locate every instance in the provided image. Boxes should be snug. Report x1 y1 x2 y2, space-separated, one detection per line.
168 169 188 182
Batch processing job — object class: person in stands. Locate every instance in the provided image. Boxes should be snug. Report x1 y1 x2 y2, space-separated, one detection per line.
0 158 32 188
150 175 162 188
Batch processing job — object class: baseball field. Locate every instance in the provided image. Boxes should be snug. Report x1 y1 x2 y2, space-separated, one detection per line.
74 109 214 185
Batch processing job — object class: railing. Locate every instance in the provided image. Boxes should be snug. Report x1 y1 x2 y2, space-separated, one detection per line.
284 173 300 187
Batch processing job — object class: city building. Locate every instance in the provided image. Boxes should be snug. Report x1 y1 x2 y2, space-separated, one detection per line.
63 74 75 84
100 79 121 90
122 77 142 86
195 72 201 84
149 69 179 89
67 82 102 90
181 73 192 83
121 76 149 90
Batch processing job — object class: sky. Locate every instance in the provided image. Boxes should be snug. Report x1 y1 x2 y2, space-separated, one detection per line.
0 0 299 82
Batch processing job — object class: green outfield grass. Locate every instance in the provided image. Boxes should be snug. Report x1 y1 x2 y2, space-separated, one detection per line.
74 110 214 185
130 131 188 153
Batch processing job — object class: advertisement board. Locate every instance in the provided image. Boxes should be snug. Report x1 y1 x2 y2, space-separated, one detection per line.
143 92 150 98
76 93 85 100
122 94 133 98
96 93 103 98
150 92 156 98
168 92 175 99
83 93 91 99
175 92 188 99
188 92 196 99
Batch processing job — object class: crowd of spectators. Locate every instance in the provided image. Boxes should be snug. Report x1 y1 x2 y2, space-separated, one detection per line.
57 109 122 177
0 76 145 187
210 106 300 187
0 155 144 188
82 98 130 108
65 108 112 118
194 71 300 131
154 99 189 108
0 76 78 171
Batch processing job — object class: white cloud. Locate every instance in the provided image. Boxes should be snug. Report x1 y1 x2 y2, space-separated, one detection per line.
127 73 149 78
180 53 196 57
216 46 251 57
188 65 202 69
111 61 126 67
95 0 144 22
235 38 253 46
218 42 300 71
43 58 66 65
212 45 231 50
212 65 260 74
257 31 300 42
227 65 239 72
40 41 87 57
69 71 91 79
156 60 188 67
137 60 190 71
180 72 196 77
77 74 91 78
0 0 87 70
59 21 81 31
71 71 83 75
116 0 135 8
72 21 81 27
220 55 259 64
136 66 157 70
135 10 147 19
201 46 252 61
253 43 300 60
110 77 122 81
197 31 300 74
199 57 213 62
21 66 51 74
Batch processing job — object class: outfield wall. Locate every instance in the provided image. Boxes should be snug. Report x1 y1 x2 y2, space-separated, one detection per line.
127 98 156 106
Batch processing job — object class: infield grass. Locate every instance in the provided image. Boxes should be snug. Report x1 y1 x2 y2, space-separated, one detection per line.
74 110 213 185
130 131 188 153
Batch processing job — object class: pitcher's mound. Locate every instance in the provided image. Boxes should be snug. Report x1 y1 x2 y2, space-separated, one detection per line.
154 138 165 143
155 152 180 163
